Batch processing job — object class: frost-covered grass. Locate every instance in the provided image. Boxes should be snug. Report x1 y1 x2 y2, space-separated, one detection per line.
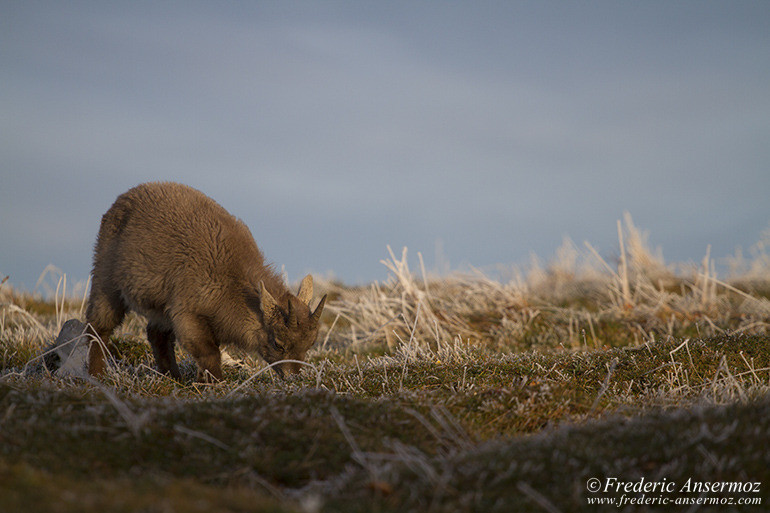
1 216 770 512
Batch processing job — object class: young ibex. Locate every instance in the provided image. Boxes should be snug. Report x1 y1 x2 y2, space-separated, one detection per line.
86 182 326 381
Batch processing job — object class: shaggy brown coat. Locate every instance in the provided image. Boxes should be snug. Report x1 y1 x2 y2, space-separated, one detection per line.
86 182 326 380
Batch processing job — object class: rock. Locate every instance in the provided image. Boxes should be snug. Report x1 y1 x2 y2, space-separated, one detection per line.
46 319 90 378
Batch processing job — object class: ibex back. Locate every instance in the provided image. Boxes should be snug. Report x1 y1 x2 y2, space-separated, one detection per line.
86 182 326 381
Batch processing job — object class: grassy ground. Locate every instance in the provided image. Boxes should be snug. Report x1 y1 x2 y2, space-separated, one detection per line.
2 218 770 511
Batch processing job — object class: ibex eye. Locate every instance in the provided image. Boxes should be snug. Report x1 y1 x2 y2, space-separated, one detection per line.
270 337 285 352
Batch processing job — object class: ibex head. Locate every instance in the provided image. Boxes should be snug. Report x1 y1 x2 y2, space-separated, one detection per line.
257 274 326 377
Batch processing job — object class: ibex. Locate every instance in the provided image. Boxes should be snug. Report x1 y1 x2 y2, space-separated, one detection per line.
86 182 326 381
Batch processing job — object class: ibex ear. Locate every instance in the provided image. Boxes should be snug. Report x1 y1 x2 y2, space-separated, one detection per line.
310 294 327 324
259 282 279 320
297 274 313 306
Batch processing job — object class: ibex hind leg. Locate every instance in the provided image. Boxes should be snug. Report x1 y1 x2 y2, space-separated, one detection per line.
85 289 126 376
147 323 182 379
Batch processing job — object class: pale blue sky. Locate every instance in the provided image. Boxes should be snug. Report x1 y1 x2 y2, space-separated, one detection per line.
2 1 769 290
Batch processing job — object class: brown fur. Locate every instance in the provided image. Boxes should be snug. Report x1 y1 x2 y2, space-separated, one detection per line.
86 182 326 381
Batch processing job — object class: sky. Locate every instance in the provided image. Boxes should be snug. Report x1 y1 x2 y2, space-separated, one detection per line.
2 1 769 292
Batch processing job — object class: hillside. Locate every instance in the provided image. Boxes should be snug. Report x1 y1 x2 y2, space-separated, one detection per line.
2 217 769 511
